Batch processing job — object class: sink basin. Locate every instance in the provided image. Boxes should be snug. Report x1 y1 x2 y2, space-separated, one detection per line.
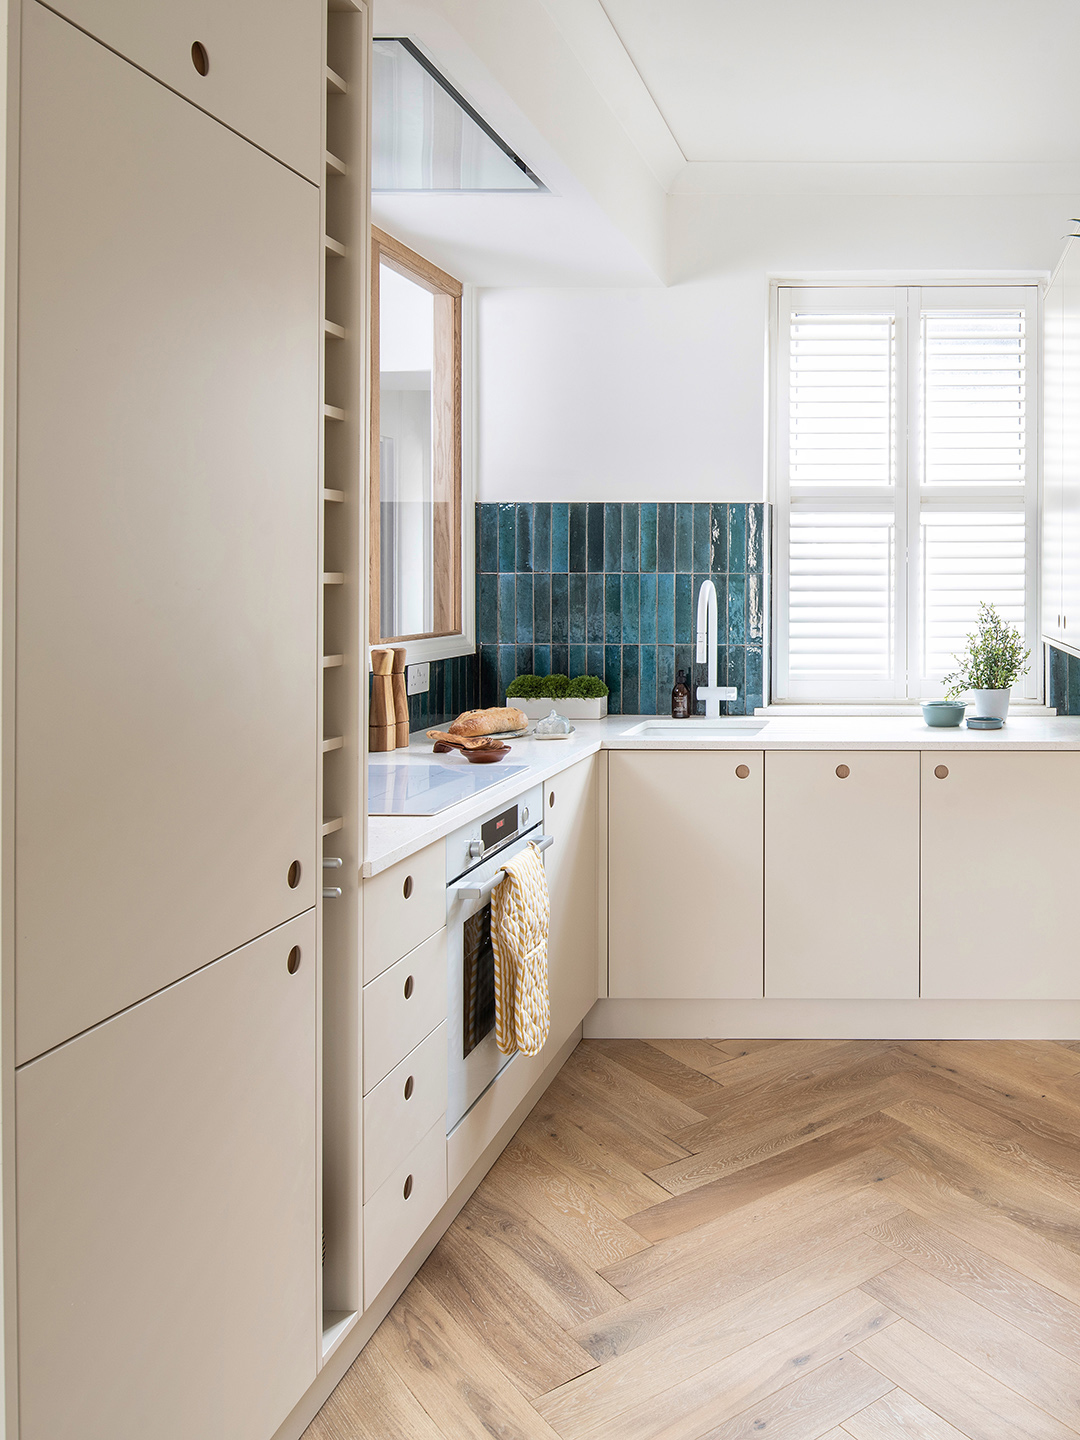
622 718 768 736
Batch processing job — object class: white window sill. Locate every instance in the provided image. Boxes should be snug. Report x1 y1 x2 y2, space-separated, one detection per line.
757 702 1056 716
371 635 475 667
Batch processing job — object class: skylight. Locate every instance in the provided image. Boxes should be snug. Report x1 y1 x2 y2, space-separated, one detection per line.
372 39 544 193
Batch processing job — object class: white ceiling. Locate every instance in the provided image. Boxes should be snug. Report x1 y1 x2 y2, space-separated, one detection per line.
602 0 1080 164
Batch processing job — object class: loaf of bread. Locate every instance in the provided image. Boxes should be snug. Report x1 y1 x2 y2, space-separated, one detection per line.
448 706 528 737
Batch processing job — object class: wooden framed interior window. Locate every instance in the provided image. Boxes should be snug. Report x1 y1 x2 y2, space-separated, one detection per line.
370 227 462 644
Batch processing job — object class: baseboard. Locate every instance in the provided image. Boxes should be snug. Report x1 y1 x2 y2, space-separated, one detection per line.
270 1024 583 1440
583 998 1080 1040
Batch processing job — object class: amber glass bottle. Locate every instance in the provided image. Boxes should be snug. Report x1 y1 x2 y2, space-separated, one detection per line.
671 670 691 718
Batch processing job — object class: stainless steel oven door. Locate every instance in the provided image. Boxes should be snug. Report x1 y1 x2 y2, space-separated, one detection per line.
446 829 551 1130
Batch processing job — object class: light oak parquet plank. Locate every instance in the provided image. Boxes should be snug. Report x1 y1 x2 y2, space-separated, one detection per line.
878 1167 1080 1312
699 1352 894 1440
414 1221 598 1400
628 1113 904 1242
650 1082 905 1195
456 1185 629 1329
686 1041 896 1114
483 1140 653 1271
861 1260 1080 1431
644 1038 739 1077
573 1290 897 1440
868 1209 1080 1363
841 1388 970 1439
301 1339 446 1440
853 1317 1080 1440
896 1041 1080 1126
371 1282 564 1440
542 1069 693 1171
589 1038 728 1104
517 1102 672 1220
535 1233 899 1437
577 1188 905 1360
560 1044 710 1137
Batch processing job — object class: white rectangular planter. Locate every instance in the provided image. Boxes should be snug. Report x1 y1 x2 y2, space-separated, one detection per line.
515 696 608 720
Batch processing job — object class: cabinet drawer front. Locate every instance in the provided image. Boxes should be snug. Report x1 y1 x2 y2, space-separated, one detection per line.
363 1118 446 1309
363 1023 448 1201
363 843 445 983
363 930 447 1093
42 0 323 182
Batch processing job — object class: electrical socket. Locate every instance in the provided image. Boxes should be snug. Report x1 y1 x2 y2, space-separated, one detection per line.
407 662 430 695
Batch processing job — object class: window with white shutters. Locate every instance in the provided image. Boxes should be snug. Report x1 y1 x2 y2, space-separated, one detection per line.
773 284 1039 702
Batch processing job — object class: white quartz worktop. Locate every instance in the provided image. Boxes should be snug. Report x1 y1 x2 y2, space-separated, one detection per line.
362 712 1080 876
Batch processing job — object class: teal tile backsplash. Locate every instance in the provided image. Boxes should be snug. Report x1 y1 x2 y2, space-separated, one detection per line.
476 502 768 715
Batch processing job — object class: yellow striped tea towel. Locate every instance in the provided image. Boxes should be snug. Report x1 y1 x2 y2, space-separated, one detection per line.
490 842 551 1056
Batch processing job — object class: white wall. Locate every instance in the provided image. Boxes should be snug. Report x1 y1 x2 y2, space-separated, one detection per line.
478 190 1079 502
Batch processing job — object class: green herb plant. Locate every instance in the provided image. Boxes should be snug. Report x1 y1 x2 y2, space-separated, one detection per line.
941 601 1030 700
506 673 609 700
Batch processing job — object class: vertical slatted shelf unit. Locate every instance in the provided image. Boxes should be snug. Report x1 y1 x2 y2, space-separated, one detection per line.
319 0 370 1365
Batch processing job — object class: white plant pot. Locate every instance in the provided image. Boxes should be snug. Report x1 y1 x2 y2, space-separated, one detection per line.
515 696 608 721
971 687 1011 720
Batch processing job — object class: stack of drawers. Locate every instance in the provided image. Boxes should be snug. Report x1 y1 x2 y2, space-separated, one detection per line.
361 840 448 1308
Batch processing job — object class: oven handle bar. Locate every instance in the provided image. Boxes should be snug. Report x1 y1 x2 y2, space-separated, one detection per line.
450 834 554 902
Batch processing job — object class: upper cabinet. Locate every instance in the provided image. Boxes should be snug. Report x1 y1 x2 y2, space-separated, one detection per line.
15 6 320 1063
40 0 323 182
1044 238 1080 650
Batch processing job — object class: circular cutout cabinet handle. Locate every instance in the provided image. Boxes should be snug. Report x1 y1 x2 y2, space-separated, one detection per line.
549 790 556 808
402 875 413 900
935 764 949 779
191 41 209 75
403 1175 414 1200
403 1075 414 1100
735 764 750 779
403 975 414 1000
287 860 302 889
835 764 850 779
287 946 301 975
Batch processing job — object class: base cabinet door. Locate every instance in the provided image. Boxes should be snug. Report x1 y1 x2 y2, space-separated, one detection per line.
15 913 318 1440
608 751 764 998
765 751 920 998
922 752 1080 998
544 754 600 1038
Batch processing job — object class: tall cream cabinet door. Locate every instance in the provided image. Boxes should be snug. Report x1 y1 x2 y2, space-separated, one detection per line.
1043 254 1065 642
1062 242 1080 640
608 751 764 998
765 751 920 998
544 754 600 1038
39 0 323 182
15 6 320 1064
15 911 318 1440
922 752 1080 998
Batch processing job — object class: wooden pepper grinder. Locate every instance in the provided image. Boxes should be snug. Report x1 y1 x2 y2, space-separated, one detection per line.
369 648 397 752
391 648 410 749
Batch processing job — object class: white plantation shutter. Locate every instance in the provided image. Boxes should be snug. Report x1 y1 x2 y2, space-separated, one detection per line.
774 285 1038 702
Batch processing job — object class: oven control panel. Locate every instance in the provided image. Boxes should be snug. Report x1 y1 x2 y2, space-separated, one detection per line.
445 783 543 882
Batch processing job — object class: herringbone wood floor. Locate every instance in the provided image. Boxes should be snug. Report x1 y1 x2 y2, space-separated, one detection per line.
305 1038 1080 1440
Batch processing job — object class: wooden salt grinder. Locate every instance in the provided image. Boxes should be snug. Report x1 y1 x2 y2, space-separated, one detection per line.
369 648 397 752
391 648 410 748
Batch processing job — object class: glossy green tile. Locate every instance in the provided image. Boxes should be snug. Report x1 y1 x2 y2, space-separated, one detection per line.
621 645 639 714
605 503 622 572
568 572 586 644
533 503 551 574
639 572 657 644
621 574 639 643
657 503 675 572
569 503 587 572
676 503 694 573
587 503 605 571
516 575 533 643
516 503 533 572
551 503 569 572
498 503 516 572
551 572 569 645
586 573 604 643
605 573 621 643
621 505 639 572
640 503 657 572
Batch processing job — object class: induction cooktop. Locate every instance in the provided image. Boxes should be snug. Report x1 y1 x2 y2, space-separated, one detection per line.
367 760 530 816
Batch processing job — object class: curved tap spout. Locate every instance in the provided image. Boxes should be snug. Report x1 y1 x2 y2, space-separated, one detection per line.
695 579 737 717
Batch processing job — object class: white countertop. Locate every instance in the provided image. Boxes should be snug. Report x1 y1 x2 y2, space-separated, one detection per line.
363 713 1080 876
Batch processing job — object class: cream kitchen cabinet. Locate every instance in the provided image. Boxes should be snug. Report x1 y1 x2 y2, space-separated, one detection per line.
765 751 920 998
1043 245 1066 644
608 750 764 998
16 5 319 1064
1062 242 1080 646
544 754 601 1035
15 912 318 1440
40 0 323 182
921 752 1080 998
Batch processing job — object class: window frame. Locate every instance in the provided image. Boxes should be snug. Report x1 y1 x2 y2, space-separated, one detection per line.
769 276 1043 706
369 226 470 657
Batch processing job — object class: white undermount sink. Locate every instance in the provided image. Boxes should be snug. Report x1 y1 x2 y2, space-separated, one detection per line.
622 718 769 736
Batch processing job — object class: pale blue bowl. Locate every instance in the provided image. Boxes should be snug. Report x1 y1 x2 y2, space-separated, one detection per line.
921 700 966 728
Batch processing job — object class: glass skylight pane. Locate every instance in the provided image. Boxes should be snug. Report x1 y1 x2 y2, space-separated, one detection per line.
373 39 543 193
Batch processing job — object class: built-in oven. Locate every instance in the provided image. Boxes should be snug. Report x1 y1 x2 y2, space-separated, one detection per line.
445 783 551 1131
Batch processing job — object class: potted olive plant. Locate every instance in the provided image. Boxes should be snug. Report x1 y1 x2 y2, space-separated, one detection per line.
942 601 1030 721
